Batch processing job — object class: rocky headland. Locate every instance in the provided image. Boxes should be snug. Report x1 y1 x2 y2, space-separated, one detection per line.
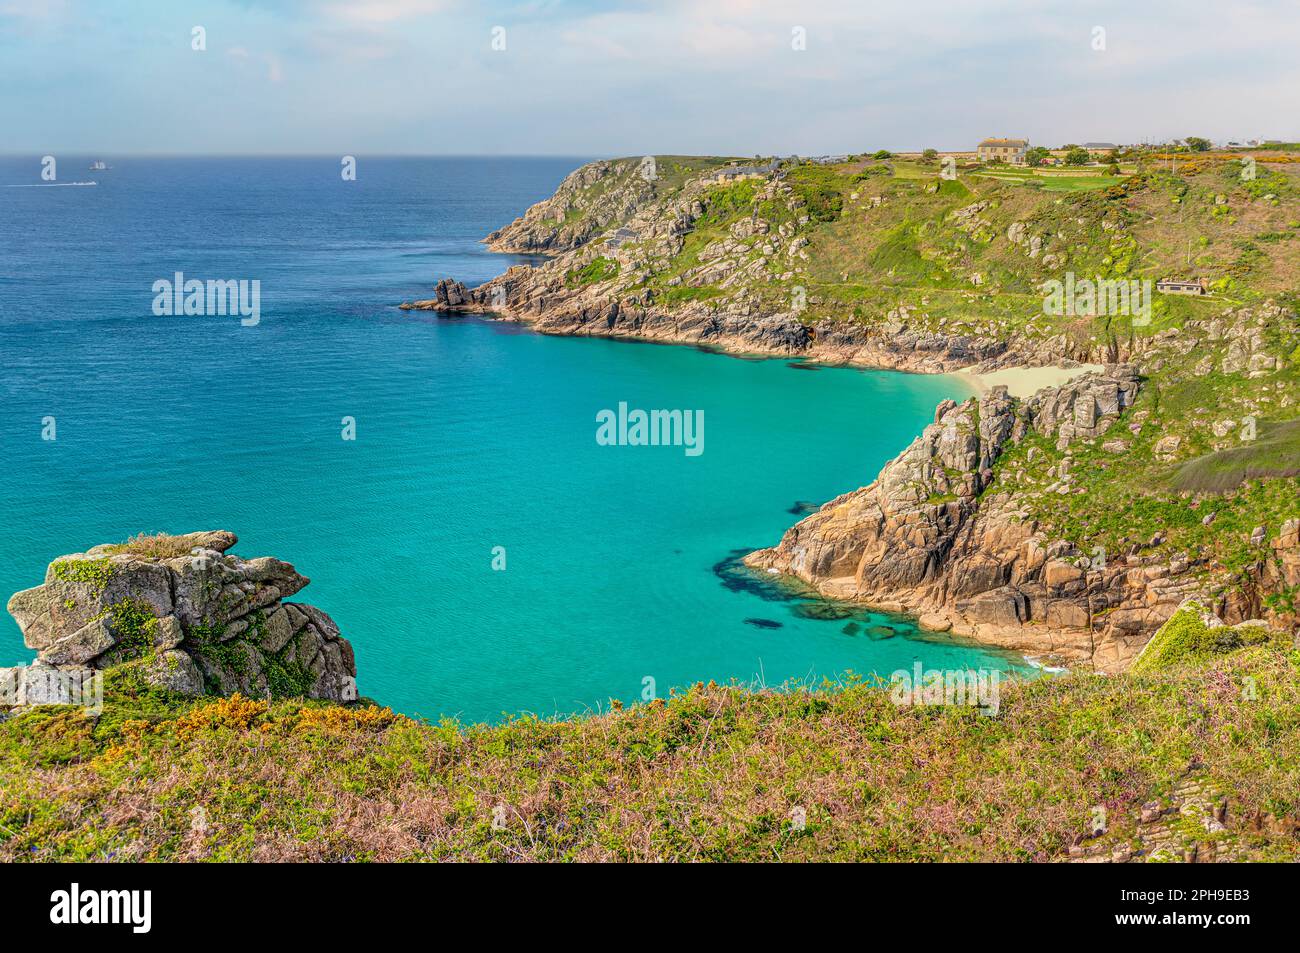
746 365 1298 670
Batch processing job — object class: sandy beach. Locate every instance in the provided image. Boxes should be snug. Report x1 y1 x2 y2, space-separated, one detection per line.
956 363 1106 399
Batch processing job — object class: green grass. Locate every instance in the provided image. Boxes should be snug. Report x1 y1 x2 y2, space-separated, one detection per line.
1130 603 1283 674
865 222 955 285
657 284 724 306
1172 420 1300 492
971 168 1123 192
565 256 620 288
2 642 1297 861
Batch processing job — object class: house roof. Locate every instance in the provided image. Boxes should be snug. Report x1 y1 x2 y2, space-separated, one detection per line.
979 138 1028 147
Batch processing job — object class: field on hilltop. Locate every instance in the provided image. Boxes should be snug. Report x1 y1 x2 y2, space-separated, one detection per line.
538 148 1300 341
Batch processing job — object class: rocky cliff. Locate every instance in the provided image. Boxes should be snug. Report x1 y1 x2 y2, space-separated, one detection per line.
403 275 1021 372
399 156 1300 670
744 364 1299 671
485 158 662 254
3 531 357 707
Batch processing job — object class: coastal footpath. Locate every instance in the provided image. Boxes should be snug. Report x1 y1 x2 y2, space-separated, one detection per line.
404 153 1300 670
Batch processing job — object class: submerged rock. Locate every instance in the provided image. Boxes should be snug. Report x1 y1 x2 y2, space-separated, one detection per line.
743 617 783 629
3 531 358 707
791 601 858 621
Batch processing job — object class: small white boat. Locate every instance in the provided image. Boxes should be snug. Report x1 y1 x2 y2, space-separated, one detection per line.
89 160 110 171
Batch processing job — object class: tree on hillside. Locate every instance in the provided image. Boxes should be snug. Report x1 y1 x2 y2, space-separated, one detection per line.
921 148 938 161
1025 146 1051 167
1185 136 1211 152
872 149 893 159
1065 147 1091 166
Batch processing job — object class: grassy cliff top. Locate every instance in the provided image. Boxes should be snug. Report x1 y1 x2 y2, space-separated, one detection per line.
538 151 1300 334
3 639 1297 861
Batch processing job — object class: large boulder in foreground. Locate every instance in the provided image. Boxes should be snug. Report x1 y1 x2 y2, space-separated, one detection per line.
4 531 357 704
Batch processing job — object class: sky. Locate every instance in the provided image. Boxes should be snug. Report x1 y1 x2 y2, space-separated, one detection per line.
1 0 1297 156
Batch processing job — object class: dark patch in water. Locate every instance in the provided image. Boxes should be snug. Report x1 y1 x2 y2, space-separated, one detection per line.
787 362 820 371
787 500 821 515
713 549 806 602
791 601 858 621
714 550 930 649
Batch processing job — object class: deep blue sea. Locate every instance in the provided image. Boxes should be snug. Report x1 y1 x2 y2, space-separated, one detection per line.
0 156 1031 721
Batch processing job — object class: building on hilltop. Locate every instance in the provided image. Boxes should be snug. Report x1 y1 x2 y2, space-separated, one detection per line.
977 137 1029 164
709 159 781 183
1156 278 1209 296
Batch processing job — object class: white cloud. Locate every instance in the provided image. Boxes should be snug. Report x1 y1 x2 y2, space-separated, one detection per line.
5 0 1298 154
225 45 284 83
318 0 448 25
0 0 69 19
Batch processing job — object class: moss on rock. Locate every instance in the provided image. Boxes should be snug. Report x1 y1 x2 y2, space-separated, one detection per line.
50 556 114 594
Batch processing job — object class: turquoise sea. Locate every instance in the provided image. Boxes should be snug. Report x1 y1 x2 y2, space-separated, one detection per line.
0 156 1031 720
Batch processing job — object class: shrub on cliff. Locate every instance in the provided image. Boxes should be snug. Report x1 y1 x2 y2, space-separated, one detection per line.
1132 601 1284 674
565 255 620 288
